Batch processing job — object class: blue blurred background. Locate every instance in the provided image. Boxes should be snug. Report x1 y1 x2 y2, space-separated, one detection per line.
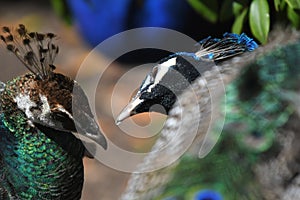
57 0 233 63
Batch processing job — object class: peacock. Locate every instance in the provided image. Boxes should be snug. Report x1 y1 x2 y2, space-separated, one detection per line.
0 24 107 200
117 28 300 200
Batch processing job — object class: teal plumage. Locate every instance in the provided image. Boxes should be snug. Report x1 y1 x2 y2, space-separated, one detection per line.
0 25 107 199
155 135 262 200
0 113 84 199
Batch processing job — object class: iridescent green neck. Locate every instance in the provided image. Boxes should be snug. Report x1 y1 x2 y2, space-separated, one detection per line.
0 115 84 199
0 76 85 199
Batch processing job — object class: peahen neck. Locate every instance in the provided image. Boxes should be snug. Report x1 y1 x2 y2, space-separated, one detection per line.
0 75 85 200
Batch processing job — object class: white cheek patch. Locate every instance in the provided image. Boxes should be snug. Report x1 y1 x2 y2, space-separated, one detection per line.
147 57 177 93
0 81 5 93
14 93 52 123
14 94 37 119
39 94 51 120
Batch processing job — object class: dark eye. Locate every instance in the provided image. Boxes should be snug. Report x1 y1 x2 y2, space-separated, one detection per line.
52 111 70 121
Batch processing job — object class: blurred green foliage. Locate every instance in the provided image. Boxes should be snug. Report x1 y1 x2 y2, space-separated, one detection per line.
188 0 300 44
51 0 72 25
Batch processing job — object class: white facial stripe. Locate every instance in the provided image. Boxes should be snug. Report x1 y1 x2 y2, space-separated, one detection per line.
161 56 177 67
0 81 5 93
140 74 152 91
147 57 177 92
128 97 144 111
56 106 73 119
39 94 51 118
14 94 37 119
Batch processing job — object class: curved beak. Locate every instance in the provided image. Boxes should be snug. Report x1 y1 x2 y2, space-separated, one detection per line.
72 104 108 150
70 83 108 150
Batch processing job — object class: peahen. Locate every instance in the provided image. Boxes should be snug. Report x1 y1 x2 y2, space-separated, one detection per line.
117 28 300 200
0 24 107 200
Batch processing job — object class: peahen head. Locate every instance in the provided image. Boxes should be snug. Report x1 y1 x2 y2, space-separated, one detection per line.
0 24 107 150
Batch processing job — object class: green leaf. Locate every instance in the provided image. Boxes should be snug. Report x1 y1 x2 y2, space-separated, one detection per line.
274 0 282 11
279 0 287 10
187 0 218 23
249 0 270 44
234 0 251 6
220 0 234 22
287 6 300 28
232 8 248 34
285 0 300 9
233 1 244 16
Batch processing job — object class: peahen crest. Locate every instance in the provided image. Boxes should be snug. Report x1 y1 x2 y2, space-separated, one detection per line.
1 24 58 79
0 24 107 200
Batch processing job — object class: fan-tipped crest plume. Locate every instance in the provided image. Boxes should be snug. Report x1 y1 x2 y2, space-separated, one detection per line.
0 24 58 79
196 32 258 60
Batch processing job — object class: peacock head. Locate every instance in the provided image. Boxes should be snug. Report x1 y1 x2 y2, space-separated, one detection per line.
116 52 206 124
116 33 258 124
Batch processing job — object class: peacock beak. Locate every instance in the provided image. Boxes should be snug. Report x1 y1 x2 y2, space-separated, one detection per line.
115 95 144 125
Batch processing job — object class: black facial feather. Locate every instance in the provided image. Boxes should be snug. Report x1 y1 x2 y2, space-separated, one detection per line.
131 53 215 114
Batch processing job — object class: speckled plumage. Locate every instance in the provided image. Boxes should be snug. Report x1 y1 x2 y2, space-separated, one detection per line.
0 25 107 199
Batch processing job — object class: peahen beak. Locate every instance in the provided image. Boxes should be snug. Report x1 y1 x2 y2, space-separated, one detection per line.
71 104 108 150
70 83 108 150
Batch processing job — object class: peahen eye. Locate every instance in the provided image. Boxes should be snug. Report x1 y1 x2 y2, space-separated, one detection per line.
52 111 70 121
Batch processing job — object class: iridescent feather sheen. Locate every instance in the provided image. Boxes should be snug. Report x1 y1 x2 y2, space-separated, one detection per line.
0 24 107 200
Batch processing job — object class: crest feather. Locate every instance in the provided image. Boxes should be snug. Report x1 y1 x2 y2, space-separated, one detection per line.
1 24 58 79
